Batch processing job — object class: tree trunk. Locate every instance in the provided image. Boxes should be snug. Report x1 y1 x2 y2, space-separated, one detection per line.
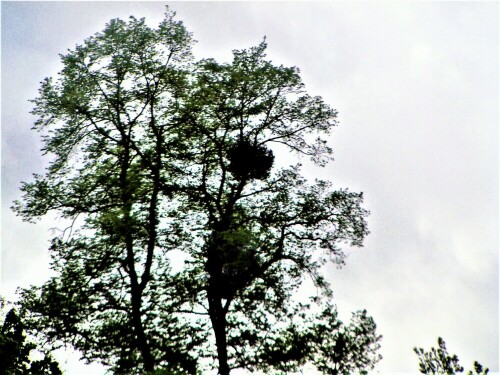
118 130 155 372
130 287 154 372
208 291 230 375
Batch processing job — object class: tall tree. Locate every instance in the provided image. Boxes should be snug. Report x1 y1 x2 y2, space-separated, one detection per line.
14 9 381 374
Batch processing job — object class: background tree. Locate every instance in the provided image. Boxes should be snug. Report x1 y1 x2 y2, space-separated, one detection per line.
414 337 489 375
14 8 381 374
0 299 61 375
309 308 382 374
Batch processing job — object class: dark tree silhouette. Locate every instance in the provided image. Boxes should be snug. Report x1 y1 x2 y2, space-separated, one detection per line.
13 8 381 374
414 337 489 375
0 300 61 375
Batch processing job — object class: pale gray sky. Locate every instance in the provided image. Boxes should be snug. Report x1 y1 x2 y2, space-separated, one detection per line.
1 2 498 374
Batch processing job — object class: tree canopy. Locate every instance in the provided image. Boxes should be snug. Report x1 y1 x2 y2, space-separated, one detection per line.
13 8 381 374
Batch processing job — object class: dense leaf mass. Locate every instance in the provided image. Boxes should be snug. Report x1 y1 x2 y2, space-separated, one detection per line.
13 8 381 374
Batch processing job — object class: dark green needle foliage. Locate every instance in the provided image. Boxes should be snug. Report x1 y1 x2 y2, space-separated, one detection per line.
467 362 490 375
13 7 381 374
414 337 489 375
0 300 61 375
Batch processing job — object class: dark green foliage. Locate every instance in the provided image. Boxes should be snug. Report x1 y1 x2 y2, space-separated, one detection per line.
310 308 382 374
414 337 464 374
414 337 489 375
467 361 490 375
13 7 381 374
0 302 62 375
252 304 381 374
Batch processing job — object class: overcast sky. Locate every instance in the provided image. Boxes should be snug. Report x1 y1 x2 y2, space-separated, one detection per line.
1 2 498 374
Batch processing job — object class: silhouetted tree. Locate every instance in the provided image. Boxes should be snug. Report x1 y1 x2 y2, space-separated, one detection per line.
0 300 61 375
414 337 489 375
13 7 381 374
310 308 382 374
